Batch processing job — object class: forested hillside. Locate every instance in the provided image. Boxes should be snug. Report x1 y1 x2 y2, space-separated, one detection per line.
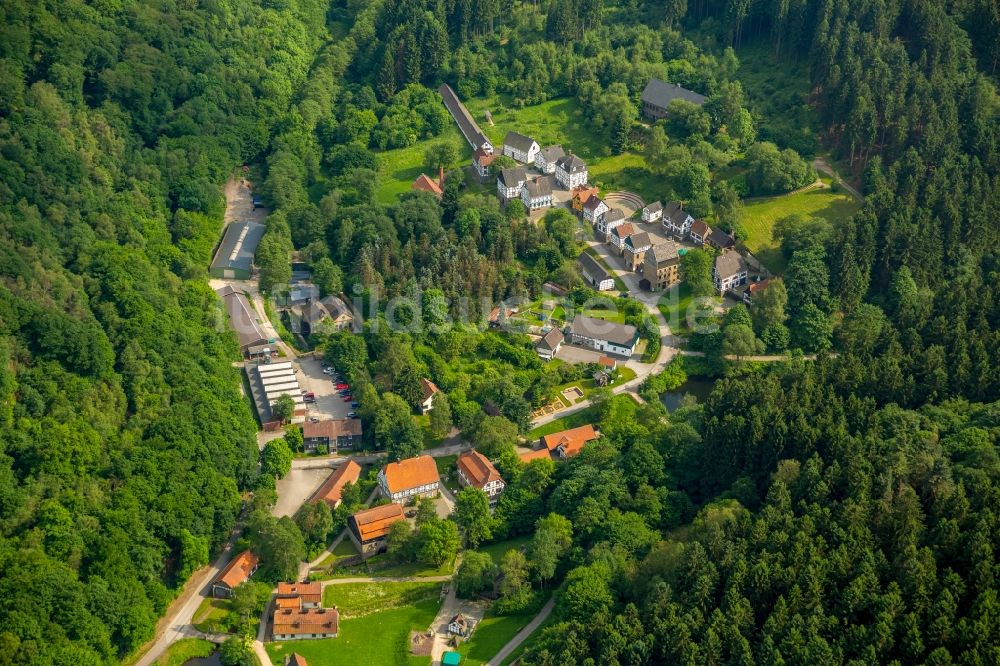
0 1 329 662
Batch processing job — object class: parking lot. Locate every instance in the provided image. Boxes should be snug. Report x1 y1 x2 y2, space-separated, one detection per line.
296 355 354 421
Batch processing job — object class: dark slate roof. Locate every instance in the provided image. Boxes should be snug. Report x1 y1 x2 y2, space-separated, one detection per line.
715 251 748 280
523 177 553 198
625 232 651 251
211 220 266 273
644 201 662 214
537 327 564 351
647 241 680 266
583 196 607 211
641 78 707 109
216 287 268 349
538 145 565 163
577 252 609 283
570 315 639 347
498 167 528 188
504 131 537 154
604 208 626 224
556 154 586 173
709 228 736 249
438 84 492 150
663 201 693 227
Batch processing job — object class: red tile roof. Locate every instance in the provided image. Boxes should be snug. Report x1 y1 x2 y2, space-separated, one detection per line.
276 581 323 605
381 455 439 494
691 219 711 237
215 550 258 590
309 460 362 507
518 448 552 463
457 450 503 489
598 356 616 368
273 607 339 637
412 174 443 197
351 503 406 542
302 419 362 440
541 424 599 457
421 378 440 403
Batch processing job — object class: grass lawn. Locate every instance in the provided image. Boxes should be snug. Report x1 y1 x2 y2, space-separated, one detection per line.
434 454 461 492
153 638 216 666
317 537 360 568
742 180 860 273
457 610 539 666
323 581 442 617
551 365 637 406
497 613 556 666
375 125 465 204
266 598 439 666
192 597 231 633
476 535 531 565
414 413 447 449
321 554 455 580
654 282 722 337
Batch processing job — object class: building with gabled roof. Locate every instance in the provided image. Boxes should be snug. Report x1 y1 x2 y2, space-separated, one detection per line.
349 503 406 556
642 201 663 223
276 582 323 608
521 176 554 210
456 450 505 507
497 167 528 200
286 654 309 666
211 220 266 279
569 315 639 358
309 460 362 508
272 607 339 641
713 249 749 294
610 222 635 252
212 550 259 598
438 84 493 153
502 131 540 163
578 252 614 291
641 78 707 120
518 448 552 463
662 201 694 238
412 171 444 199
644 241 681 291
597 207 627 241
419 378 440 414
535 327 564 360
554 154 588 189
743 278 771 305
217 286 269 353
378 455 440 503
473 147 496 177
582 195 610 225
623 231 652 271
541 424 600 458
301 418 362 452
689 219 711 245
535 145 565 174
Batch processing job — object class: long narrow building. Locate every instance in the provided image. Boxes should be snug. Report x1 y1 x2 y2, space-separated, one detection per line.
438 84 493 154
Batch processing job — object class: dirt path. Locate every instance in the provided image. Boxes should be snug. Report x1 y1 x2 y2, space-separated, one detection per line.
484 597 556 666
812 157 864 201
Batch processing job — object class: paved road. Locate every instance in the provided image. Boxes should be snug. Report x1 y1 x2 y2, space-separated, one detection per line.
484 597 556 666
135 526 244 666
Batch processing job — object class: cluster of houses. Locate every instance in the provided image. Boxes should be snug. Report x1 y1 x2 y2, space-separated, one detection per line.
493 132 590 211
532 312 640 360
272 582 339 641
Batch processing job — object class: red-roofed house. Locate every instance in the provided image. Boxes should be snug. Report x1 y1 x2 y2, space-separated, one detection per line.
378 455 441 503
286 654 309 666
419 378 440 413
273 607 339 641
541 424 600 458
212 550 259 598
309 460 362 509
456 450 505 507
412 168 445 199
349 503 406 556
276 582 323 608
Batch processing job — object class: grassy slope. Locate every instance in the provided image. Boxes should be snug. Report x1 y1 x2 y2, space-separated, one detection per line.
266 599 438 666
153 638 216 666
741 179 860 273
323 581 441 617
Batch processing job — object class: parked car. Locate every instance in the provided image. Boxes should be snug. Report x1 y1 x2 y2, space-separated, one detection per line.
335 383 348 389
304 396 315 404
342 395 352 402
303 391 315 399
347 411 357 418
309 416 319 422
322 369 333 375
351 401 359 409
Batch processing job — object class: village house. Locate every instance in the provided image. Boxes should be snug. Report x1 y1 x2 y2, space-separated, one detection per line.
301 418 363 452
349 503 406 557
212 550 259 598
609 222 635 253
448 614 477 637
308 460 362 509
597 207 627 241
521 176 554 210
554 154 588 190
713 249 749 294
706 227 737 251
535 145 565 174
640 78 708 120
473 147 495 177
642 201 663 224
689 219 711 245
217 286 269 355
378 455 441 503
291 296 354 337
582 195 610 225
272 607 339 641
598 355 617 371
535 327 565 360
577 252 614 291
623 232 652 271
488 303 517 328
743 278 771 305
569 315 640 358
411 169 444 199
456 449 506 508
497 167 527 200
662 201 695 237
502 131 540 163
572 185 600 215
542 424 600 458
276 582 323 609
439 84 494 153
643 241 681 291
419 378 440 414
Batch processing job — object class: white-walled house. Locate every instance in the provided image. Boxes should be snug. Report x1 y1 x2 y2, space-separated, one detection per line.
597 208 627 241
569 315 640 358
578 253 615 291
534 145 565 174
456 450 505 508
554 154 588 189
583 196 609 225
713 249 749 294
497 167 527 200
642 201 663 223
521 177 554 210
663 201 694 237
502 131 540 163
378 455 441 503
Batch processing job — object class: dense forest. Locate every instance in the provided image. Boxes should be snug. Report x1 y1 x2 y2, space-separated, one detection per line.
0 0 998 664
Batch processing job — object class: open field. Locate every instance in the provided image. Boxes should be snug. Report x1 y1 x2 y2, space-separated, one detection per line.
475 536 531 565
457 609 539 665
324 581 442 617
318 554 455 580
153 638 215 666
266 599 438 666
192 597 231 633
741 179 860 273
375 124 464 203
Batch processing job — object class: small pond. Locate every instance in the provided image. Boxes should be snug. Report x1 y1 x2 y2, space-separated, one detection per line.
184 653 222 666
660 377 716 411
